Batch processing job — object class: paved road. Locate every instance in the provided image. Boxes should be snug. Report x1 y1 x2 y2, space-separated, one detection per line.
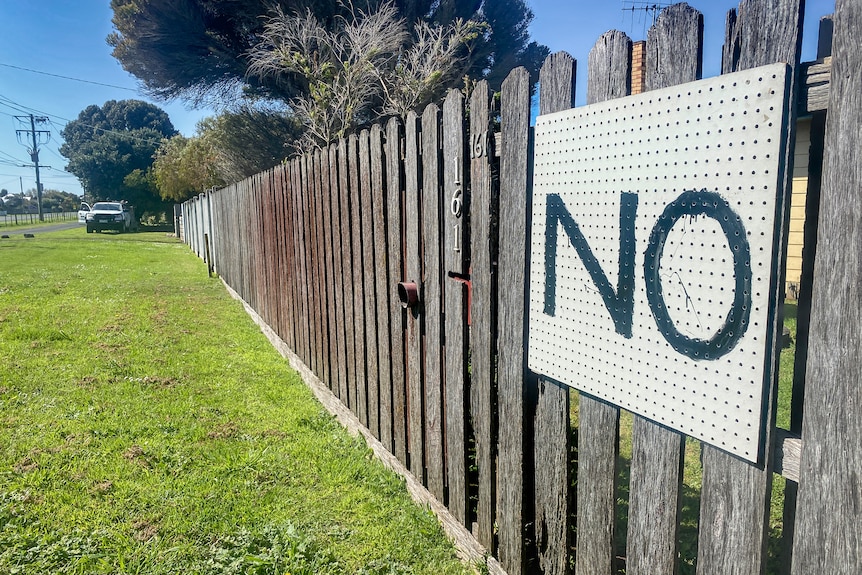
0 222 83 236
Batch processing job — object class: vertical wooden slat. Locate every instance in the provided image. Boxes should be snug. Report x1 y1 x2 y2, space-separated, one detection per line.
279 165 298 352
321 148 338 391
292 159 310 366
274 168 286 344
698 1 803 574
271 170 282 335
404 112 425 480
244 186 254 335
300 155 319 372
360 130 378 432
282 164 294 355
258 174 266 319
349 134 368 423
307 158 326 381
443 88 470 526
421 103 445 501
316 150 332 384
371 124 392 446
386 117 409 465
497 66 531 575
263 173 273 326
270 170 284 340
339 138 356 411
793 2 862 574
782 19 832 573
535 51 575 575
627 6 700 574
782 106 827 575
237 182 245 302
328 144 347 399
252 181 263 321
308 155 322 376
469 80 496 551
245 179 253 305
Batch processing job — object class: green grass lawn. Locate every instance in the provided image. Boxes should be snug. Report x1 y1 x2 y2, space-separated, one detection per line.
0 229 470 575
0 213 79 230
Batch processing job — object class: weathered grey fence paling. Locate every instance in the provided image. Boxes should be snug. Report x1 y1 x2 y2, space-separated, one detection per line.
182 1 860 574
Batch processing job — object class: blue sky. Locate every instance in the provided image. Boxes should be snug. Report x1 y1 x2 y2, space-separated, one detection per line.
0 1 835 198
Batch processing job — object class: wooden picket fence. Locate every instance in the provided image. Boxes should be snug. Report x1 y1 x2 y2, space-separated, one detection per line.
181 1 861 574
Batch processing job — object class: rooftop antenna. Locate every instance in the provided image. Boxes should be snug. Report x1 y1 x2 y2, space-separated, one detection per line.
622 1 672 36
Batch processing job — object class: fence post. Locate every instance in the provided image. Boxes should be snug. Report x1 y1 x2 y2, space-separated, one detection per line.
360 131 379 434
626 6 701 573
497 66 531 575
442 89 470 526
469 79 497 551
385 117 408 465
421 104 445 501
497 68 532 575
698 1 803 574
534 51 575 575
793 2 862 573
403 113 425 480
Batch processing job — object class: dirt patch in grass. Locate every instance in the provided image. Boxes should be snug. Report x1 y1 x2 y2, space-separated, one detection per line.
131 518 159 542
101 314 133 333
13 456 38 474
77 376 99 389
207 422 239 440
94 342 126 353
141 376 179 388
91 480 113 494
123 445 151 468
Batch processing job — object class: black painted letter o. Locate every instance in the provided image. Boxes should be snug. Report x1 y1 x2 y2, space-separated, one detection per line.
644 190 752 360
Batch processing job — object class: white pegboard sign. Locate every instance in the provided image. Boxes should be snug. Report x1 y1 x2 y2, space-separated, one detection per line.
528 63 791 462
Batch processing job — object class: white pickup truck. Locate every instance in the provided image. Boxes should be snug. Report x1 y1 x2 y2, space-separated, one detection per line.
85 201 136 233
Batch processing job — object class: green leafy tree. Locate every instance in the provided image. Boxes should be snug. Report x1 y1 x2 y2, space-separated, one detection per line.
152 105 300 194
60 100 177 216
152 134 224 202
122 168 167 216
197 106 302 182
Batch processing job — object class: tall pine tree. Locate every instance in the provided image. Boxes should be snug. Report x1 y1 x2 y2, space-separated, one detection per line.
109 0 548 105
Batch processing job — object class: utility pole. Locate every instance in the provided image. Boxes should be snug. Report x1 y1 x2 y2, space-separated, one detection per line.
15 114 50 221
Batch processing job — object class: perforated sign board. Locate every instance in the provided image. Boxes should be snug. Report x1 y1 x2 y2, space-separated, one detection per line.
528 63 790 462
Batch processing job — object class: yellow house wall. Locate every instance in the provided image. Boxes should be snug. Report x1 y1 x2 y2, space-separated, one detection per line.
786 118 811 298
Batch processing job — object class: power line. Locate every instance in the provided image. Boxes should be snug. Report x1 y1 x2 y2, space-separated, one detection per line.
0 95 68 123
0 95 168 148
0 148 25 162
0 98 33 116
0 62 139 92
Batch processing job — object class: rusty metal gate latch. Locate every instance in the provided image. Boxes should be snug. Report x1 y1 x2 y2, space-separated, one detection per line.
447 271 472 326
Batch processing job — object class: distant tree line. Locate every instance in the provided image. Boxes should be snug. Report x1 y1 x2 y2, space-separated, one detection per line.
0 188 81 214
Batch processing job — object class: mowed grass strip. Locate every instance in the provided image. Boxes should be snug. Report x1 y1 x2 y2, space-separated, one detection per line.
0 229 470 575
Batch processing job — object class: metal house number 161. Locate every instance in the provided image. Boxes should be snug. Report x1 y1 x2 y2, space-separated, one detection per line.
451 153 465 253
